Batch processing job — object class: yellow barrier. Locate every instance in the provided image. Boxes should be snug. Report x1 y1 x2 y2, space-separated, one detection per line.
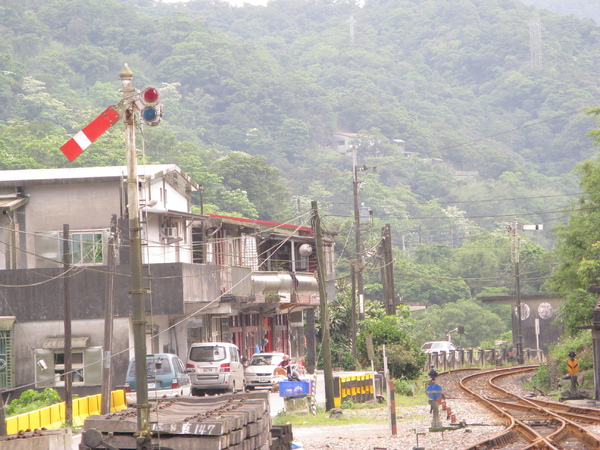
6 390 127 435
333 373 374 408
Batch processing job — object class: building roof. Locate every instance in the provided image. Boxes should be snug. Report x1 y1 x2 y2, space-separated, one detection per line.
207 214 314 234
0 165 199 189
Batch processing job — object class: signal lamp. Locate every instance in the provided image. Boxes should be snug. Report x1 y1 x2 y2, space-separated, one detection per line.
138 86 163 126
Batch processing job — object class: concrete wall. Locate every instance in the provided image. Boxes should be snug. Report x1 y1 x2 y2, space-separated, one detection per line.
12 318 131 397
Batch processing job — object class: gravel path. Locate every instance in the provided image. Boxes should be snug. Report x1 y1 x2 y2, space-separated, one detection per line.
292 402 504 449
289 368 595 450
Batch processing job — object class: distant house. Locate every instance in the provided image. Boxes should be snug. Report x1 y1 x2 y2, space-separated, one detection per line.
332 132 379 157
454 170 478 180
0 165 333 398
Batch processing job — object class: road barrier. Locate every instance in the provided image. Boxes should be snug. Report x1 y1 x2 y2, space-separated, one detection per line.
5 389 127 435
333 373 375 407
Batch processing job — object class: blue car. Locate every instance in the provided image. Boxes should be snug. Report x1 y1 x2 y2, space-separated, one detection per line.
125 353 191 405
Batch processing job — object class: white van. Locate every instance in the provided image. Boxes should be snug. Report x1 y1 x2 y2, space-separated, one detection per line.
186 342 245 395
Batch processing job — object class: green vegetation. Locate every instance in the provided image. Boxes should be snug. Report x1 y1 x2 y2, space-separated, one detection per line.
4 389 62 417
4 0 600 358
529 329 595 395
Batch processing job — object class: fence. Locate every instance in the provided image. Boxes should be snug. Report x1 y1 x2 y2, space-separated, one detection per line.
5 389 127 435
425 347 544 372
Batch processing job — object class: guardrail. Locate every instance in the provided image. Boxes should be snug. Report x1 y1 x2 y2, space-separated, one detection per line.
426 348 544 372
6 389 127 435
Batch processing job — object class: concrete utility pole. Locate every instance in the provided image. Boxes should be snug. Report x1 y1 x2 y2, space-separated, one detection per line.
120 65 151 449
351 261 357 359
101 214 117 415
510 219 524 364
381 224 395 315
312 201 335 411
63 224 73 425
509 219 543 365
352 147 365 321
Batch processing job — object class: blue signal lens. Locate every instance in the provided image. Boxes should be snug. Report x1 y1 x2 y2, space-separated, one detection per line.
142 107 157 123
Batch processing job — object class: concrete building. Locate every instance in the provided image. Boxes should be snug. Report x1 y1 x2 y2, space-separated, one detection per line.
0 165 333 398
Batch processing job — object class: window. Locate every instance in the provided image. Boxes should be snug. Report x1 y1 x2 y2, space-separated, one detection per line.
66 232 105 264
54 351 85 384
0 325 14 389
189 345 226 362
35 230 108 267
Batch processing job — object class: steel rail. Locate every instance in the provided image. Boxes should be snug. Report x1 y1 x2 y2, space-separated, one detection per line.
488 369 600 449
460 365 599 449
460 366 553 449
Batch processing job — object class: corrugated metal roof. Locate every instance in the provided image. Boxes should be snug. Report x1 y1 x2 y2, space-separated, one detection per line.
0 164 188 185
42 336 90 349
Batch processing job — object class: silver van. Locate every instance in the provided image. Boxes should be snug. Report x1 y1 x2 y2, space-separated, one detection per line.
186 342 245 395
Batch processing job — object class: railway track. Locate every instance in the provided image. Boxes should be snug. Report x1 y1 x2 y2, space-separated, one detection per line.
459 365 600 449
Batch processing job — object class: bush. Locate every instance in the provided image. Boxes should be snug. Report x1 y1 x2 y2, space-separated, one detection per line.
394 378 416 396
5 388 62 417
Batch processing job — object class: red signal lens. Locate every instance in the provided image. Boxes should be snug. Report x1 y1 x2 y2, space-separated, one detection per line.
142 88 159 104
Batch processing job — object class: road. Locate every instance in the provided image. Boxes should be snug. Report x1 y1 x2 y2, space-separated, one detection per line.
268 371 325 416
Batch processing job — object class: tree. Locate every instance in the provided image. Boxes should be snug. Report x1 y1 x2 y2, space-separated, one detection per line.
549 156 600 333
356 309 426 380
412 299 507 348
215 151 293 222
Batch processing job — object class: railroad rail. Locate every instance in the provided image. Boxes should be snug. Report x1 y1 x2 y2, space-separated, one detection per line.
459 365 600 449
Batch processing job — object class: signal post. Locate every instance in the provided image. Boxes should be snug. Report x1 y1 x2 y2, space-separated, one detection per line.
61 65 163 450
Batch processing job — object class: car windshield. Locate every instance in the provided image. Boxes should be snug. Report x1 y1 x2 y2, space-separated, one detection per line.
249 355 282 366
189 345 226 362
128 356 172 377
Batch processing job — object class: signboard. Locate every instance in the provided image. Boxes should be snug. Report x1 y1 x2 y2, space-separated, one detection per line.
567 359 579 375
426 383 443 401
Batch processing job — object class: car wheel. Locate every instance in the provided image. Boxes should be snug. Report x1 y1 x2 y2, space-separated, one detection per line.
246 385 254 391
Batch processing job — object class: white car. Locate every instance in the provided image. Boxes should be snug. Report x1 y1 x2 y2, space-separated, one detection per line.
421 341 457 354
244 352 286 391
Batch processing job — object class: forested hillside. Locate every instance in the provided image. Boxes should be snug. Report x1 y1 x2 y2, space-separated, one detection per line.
2 0 600 345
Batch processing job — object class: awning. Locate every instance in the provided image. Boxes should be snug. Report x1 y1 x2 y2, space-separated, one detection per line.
0 317 15 331
43 337 90 349
0 197 28 212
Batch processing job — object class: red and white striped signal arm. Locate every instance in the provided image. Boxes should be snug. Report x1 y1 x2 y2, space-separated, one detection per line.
60 106 121 162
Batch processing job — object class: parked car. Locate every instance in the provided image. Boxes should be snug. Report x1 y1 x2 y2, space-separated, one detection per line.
244 352 286 391
125 353 191 405
421 341 457 354
186 342 245 395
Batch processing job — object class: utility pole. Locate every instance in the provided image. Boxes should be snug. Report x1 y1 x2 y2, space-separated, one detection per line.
63 224 72 425
351 261 357 359
509 218 524 365
509 219 543 365
312 201 334 411
353 147 365 321
381 224 395 315
120 65 151 449
101 215 117 415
